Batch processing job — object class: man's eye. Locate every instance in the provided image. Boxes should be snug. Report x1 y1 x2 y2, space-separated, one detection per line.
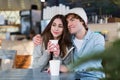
71 19 74 21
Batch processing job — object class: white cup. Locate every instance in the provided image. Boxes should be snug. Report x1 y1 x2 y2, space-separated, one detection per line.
49 60 60 76
49 40 58 50
49 40 58 45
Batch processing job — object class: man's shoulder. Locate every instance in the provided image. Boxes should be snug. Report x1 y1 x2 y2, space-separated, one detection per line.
89 30 104 39
86 30 105 44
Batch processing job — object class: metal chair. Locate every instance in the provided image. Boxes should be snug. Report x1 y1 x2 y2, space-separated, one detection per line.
0 49 17 70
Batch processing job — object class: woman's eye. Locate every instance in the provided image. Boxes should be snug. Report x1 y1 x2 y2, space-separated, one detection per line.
58 24 63 28
52 24 56 26
58 25 63 28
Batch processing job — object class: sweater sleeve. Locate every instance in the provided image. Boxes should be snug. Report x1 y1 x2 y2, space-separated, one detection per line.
32 45 50 71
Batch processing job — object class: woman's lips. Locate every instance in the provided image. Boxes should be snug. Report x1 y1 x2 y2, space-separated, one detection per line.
54 32 59 34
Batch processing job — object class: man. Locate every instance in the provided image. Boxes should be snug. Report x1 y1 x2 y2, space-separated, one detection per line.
33 8 105 80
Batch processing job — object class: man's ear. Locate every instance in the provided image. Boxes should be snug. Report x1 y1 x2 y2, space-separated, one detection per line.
81 21 84 25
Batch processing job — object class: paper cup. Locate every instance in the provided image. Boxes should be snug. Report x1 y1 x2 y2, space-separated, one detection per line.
49 60 60 76
49 40 58 45
49 40 58 50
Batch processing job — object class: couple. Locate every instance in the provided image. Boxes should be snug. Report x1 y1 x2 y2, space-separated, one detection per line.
32 8 105 80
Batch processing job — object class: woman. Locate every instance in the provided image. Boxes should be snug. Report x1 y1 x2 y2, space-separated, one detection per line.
32 14 73 72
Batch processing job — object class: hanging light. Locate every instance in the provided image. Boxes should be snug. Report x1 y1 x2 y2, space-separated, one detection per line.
40 0 46 20
41 0 45 2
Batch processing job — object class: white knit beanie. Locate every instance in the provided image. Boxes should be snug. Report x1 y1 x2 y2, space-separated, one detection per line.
67 8 88 24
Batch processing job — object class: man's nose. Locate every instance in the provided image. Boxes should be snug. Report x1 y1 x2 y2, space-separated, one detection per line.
68 22 71 28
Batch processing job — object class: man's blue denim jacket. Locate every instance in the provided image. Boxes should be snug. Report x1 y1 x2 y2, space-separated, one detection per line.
69 29 105 79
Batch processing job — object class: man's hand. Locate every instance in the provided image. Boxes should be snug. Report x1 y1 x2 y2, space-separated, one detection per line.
33 34 42 46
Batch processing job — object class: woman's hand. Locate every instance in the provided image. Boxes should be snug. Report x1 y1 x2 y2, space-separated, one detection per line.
46 67 50 73
33 34 42 46
47 41 60 57
47 65 69 73
53 44 60 57
60 65 69 73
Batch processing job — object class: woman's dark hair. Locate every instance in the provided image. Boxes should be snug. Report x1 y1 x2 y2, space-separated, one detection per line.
41 14 72 58
65 13 88 31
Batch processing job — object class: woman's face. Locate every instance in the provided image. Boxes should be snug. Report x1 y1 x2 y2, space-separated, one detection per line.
51 18 64 39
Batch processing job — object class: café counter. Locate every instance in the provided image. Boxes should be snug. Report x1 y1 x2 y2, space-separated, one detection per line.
88 22 120 47
88 22 120 42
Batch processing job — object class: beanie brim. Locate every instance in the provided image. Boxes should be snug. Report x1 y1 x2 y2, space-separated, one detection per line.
66 8 88 24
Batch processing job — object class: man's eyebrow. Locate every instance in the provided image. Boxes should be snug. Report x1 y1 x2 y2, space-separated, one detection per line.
70 17 75 20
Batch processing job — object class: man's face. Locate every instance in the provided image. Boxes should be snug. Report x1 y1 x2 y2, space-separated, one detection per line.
66 15 84 34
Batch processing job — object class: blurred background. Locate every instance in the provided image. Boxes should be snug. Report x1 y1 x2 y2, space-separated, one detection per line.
0 0 120 70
